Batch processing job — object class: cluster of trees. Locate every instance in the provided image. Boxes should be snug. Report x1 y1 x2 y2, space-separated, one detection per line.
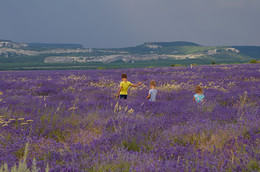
249 60 260 63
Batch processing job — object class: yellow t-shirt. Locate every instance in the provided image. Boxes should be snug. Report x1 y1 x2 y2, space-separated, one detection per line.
119 81 132 95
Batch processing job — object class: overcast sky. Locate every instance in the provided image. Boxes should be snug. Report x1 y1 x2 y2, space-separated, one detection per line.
0 0 259 48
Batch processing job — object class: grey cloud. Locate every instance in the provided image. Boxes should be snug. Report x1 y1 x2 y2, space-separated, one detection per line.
0 0 259 48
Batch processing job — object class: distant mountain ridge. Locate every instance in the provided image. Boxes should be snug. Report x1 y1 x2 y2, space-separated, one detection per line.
27 43 83 48
0 39 260 70
143 41 200 47
232 46 260 60
0 39 83 49
0 39 28 49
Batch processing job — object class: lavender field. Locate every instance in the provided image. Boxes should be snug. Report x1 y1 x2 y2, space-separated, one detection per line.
0 64 259 171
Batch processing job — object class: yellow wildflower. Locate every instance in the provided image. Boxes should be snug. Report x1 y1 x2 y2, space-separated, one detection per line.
114 102 119 113
0 92 3 95
127 108 134 114
124 106 128 112
2 124 8 127
68 107 78 111
26 120 33 122
18 118 24 121
0 116 3 118
9 119 15 121
21 123 28 125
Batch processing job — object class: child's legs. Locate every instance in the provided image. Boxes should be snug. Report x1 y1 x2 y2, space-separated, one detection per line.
120 95 127 99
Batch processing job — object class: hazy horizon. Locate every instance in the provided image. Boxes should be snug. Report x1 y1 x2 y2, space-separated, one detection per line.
1 0 260 48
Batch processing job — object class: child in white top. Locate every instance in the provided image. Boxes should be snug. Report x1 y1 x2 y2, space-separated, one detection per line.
146 80 157 102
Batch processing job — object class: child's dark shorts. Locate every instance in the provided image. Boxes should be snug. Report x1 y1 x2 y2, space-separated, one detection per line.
120 95 127 99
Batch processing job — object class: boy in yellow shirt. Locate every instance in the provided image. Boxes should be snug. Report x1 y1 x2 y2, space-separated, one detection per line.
117 74 142 99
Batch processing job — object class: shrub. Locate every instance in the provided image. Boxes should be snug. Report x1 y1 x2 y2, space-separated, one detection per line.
171 64 182 67
249 60 257 63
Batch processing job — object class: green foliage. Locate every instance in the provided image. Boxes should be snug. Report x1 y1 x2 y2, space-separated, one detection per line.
0 57 248 71
171 64 183 67
0 143 44 172
178 46 217 54
145 41 200 47
233 46 260 59
249 60 257 63
212 61 216 65
247 160 259 171
92 161 130 172
122 139 140 152
14 146 25 159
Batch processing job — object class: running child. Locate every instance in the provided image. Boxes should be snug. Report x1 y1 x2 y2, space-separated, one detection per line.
117 74 142 99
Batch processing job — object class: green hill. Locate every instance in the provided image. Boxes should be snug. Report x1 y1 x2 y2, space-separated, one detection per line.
144 41 200 47
0 40 259 70
233 46 260 59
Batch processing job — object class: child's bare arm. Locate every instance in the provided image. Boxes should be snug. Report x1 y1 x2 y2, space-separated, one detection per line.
193 97 195 101
132 82 142 88
117 87 122 97
146 94 151 100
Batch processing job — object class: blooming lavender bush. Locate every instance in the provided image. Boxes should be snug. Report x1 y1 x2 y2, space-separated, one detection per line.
0 64 259 171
